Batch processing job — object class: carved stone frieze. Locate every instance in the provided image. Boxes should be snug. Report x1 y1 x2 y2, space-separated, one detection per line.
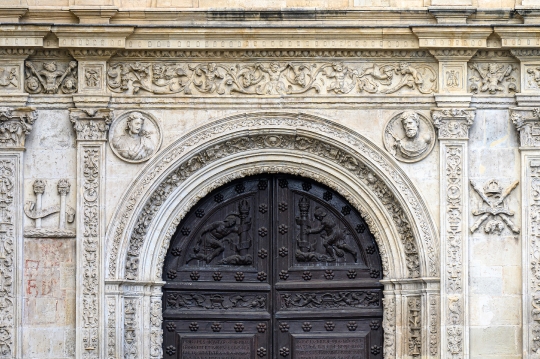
0 107 36 148
408 297 421 357
432 108 476 140
107 60 437 96
106 297 116 359
528 160 540 355
429 296 439 356
124 298 139 359
70 108 113 141
123 133 421 280
470 179 520 235
0 159 16 358
24 60 77 94
382 297 396 359
70 49 118 59
0 67 18 89
468 62 518 95
149 298 162 359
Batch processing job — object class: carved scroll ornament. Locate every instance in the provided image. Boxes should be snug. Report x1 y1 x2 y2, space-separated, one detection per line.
107 60 437 96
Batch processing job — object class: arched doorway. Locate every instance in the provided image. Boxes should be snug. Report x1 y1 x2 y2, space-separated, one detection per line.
162 174 383 358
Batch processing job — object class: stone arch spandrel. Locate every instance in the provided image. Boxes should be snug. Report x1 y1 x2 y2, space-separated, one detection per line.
105 112 439 281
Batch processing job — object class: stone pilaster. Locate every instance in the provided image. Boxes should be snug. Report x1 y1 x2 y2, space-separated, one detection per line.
0 107 36 358
71 108 112 359
510 106 540 358
432 108 476 359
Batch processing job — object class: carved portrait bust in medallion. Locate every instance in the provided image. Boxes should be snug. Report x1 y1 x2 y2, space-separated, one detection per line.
109 111 162 163
383 111 435 163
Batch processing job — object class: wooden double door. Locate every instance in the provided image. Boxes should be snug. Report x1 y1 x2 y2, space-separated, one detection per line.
162 175 383 359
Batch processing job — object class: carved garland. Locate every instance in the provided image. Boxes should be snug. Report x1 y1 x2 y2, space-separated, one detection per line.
0 159 15 357
107 114 438 281
81 148 100 358
123 134 420 280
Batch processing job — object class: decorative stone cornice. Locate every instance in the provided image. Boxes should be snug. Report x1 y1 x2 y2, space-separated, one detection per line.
432 108 476 139
428 6 476 24
494 27 540 48
70 108 113 141
510 107 540 147
0 107 36 148
413 26 492 49
0 6 28 23
70 6 118 24
52 25 134 49
0 25 50 48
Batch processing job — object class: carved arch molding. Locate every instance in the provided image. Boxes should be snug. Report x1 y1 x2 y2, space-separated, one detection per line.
104 112 440 359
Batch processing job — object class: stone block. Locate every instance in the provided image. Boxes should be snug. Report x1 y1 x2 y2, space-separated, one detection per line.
502 265 522 295
469 295 521 326
470 326 520 356
470 236 521 267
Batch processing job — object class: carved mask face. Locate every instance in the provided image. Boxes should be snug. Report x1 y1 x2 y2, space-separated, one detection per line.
128 118 144 135
43 62 57 72
402 117 418 138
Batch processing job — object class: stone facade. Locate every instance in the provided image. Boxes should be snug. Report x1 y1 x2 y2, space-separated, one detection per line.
1 0 540 358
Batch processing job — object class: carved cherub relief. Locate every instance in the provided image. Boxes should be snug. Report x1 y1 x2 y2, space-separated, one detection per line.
469 63 517 94
470 179 519 235
384 111 435 163
24 61 78 94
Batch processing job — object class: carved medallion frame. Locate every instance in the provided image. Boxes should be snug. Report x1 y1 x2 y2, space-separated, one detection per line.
104 112 440 359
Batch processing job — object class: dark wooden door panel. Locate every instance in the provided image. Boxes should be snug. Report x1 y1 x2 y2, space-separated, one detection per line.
162 175 383 359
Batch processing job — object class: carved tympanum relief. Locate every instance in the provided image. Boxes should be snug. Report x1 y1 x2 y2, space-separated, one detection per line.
107 60 437 96
109 111 162 163
470 179 520 235
24 60 78 94
24 179 76 238
383 111 435 163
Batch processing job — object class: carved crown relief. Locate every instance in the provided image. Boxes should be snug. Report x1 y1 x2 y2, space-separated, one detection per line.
106 60 437 96
383 111 435 163
109 111 162 163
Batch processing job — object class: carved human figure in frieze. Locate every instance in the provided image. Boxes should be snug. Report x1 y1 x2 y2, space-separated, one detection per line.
307 207 358 263
384 111 435 163
110 111 161 163
187 200 253 265
0 67 17 88
25 61 78 94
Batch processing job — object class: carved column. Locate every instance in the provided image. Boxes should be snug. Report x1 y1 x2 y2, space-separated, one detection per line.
432 108 476 359
0 107 36 358
71 108 112 359
510 107 540 358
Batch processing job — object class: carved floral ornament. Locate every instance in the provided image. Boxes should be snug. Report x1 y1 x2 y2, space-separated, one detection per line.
104 112 439 282
0 107 37 148
432 108 476 140
511 107 540 147
70 108 113 141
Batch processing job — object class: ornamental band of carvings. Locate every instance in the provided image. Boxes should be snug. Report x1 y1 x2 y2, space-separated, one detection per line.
81 148 101 358
383 111 435 163
0 159 16 357
149 299 162 359
124 299 138 359
0 108 36 148
445 145 465 359
107 61 437 96
382 297 396 359
429 296 439 356
24 61 78 94
408 297 421 357
123 133 421 280
0 68 18 89
106 297 116 359
530 161 540 355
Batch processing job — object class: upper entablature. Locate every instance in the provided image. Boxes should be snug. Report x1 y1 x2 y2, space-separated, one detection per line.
0 0 538 26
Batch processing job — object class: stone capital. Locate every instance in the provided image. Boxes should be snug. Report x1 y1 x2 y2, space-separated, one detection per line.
0 107 37 149
70 108 113 141
510 107 540 148
431 108 476 140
